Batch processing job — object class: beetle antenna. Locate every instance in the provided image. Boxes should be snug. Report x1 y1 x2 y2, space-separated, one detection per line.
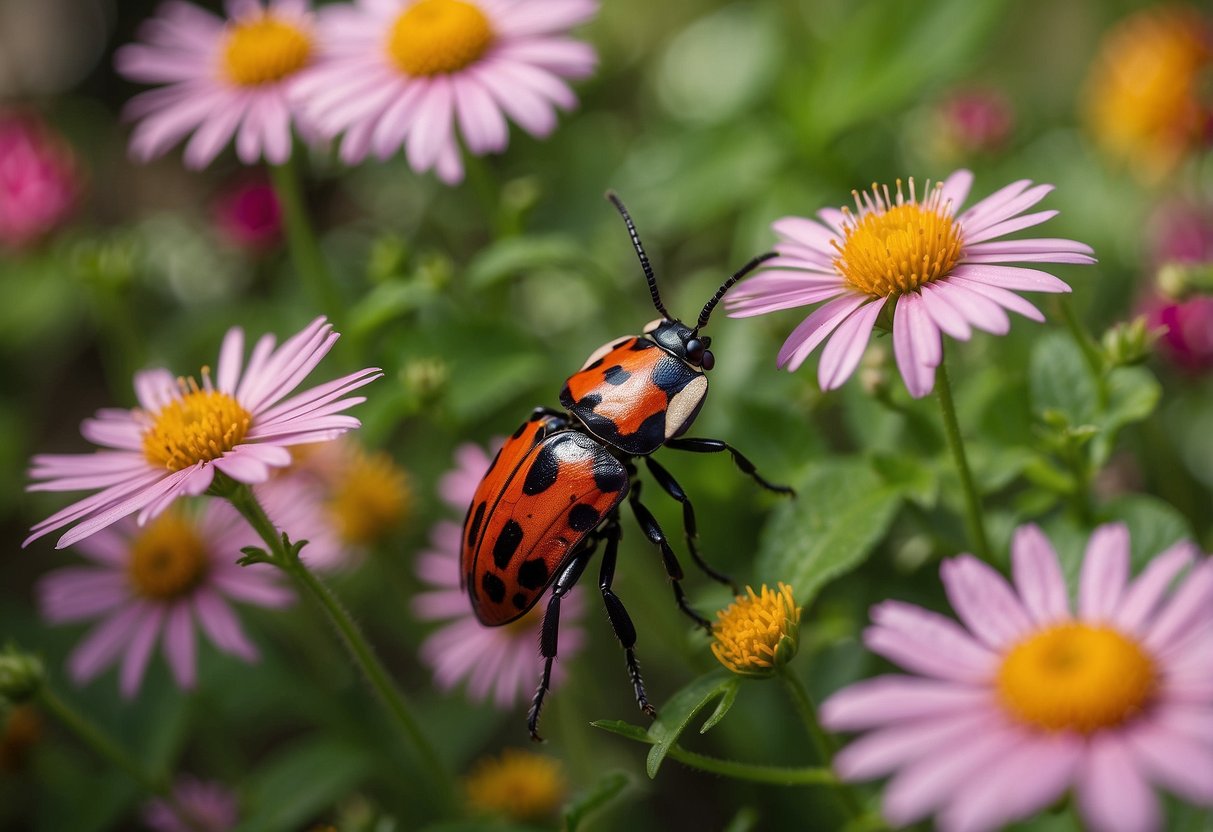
606 191 672 320
693 251 777 333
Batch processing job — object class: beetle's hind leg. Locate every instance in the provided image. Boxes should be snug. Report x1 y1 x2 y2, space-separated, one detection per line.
644 456 739 595
666 437 795 496
528 537 596 742
596 512 656 720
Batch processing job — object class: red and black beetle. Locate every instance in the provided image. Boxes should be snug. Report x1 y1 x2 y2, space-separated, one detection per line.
460 193 792 739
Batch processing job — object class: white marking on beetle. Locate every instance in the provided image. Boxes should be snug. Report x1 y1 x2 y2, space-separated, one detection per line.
665 375 707 439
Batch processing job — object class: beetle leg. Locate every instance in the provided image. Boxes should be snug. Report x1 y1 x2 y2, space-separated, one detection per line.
644 456 739 595
597 512 656 720
628 480 713 632
528 536 596 742
665 437 795 496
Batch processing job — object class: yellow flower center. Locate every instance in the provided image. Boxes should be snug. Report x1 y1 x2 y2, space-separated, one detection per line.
464 749 567 822
997 623 1157 734
222 15 313 86
711 583 801 677
326 448 412 546
1085 6 1213 179
388 0 494 77
142 377 252 471
832 180 965 297
127 511 209 600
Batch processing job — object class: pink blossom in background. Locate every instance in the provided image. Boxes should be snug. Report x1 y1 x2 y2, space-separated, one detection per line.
1143 295 1213 370
821 523 1213 832
1141 200 1213 370
25 316 381 549
938 88 1014 155
438 439 499 512
37 503 292 697
213 177 282 249
727 170 1095 397
115 0 323 169
412 521 586 708
143 776 240 832
295 0 599 183
0 112 78 249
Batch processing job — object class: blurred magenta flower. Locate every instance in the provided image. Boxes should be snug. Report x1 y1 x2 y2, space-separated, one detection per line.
256 437 412 570
295 0 599 183
0 112 78 250
412 441 584 707
727 171 1094 397
413 521 586 708
1140 200 1213 370
1150 199 1213 266
213 177 282 249
1144 296 1213 370
821 523 1213 832
143 775 240 832
38 503 291 697
937 88 1013 155
115 0 323 169
25 316 381 549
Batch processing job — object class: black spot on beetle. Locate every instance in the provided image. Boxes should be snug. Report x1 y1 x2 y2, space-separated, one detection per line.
628 339 655 351
467 502 486 549
651 355 696 396
518 558 549 590
493 520 524 569
523 445 560 495
481 572 506 604
603 365 631 385
593 461 628 493
584 358 604 371
511 421 528 439
512 592 528 610
559 382 573 407
568 503 600 532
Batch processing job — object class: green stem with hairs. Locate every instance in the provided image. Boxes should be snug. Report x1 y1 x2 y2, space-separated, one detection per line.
269 157 344 321
779 669 867 821
936 356 992 561
219 479 455 811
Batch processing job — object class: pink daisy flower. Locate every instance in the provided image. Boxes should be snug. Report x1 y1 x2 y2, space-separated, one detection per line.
115 0 322 169
438 439 499 511
0 111 79 249
37 502 292 697
25 316 381 550
294 0 599 183
726 170 1096 397
413 521 586 708
143 775 240 832
821 523 1213 832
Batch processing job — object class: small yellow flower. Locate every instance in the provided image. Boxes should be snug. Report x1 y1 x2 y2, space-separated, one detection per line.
712 583 802 678
464 749 567 822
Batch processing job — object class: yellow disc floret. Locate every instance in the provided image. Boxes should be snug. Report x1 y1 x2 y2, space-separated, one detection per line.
464 749 567 822
327 447 412 546
388 0 494 76
712 583 801 677
997 623 1157 733
223 15 313 86
142 376 252 471
832 180 965 298
127 511 209 600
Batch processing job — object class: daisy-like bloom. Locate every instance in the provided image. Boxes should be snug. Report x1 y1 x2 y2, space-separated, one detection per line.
726 170 1095 397
438 440 496 511
115 0 321 169
25 316 381 549
143 776 240 832
413 520 586 707
711 582 801 678
1084 5 1212 182
256 438 412 570
820 523 1213 832
0 111 78 249
37 503 292 697
294 0 599 183
1144 295 1213 371
464 748 567 822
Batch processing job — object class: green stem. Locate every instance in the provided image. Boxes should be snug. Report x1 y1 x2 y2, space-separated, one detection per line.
37 685 168 795
779 670 866 821
269 157 344 321
1057 297 1107 407
936 357 992 561
222 482 455 810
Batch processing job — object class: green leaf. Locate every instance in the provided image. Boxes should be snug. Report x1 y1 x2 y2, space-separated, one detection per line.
1029 332 1097 425
1100 494 1193 570
871 452 938 508
235 738 372 832
644 671 741 778
1093 366 1161 465
755 458 903 605
464 235 588 289
562 771 630 832
348 279 438 338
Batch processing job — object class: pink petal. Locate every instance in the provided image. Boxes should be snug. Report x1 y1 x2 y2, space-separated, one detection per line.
120 605 165 698
938 169 974 213
1077 733 1160 832
934 280 1011 335
863 601 997 682
1116 541 1199 634
216 327 244 394
961 184 1054 238
69 603 147 683
919 281 973 340
1078 523 1130 623
1145 558 1213 654
38 568 129 623
777 293 869 371
772 216 841 257
453 77 509 154
407 78 455 173
948 276 1045 322
1124 721 1213 805
958 179 1031 226
833 710 993 781
940 556 1033 650
817 297 885 391
194 588 258 662
162 602 197 689
1010 524 1070 625
949 264 1071 294
964 210 1059 246
819 675 989 731
182 93 251 169
892 292 941 398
